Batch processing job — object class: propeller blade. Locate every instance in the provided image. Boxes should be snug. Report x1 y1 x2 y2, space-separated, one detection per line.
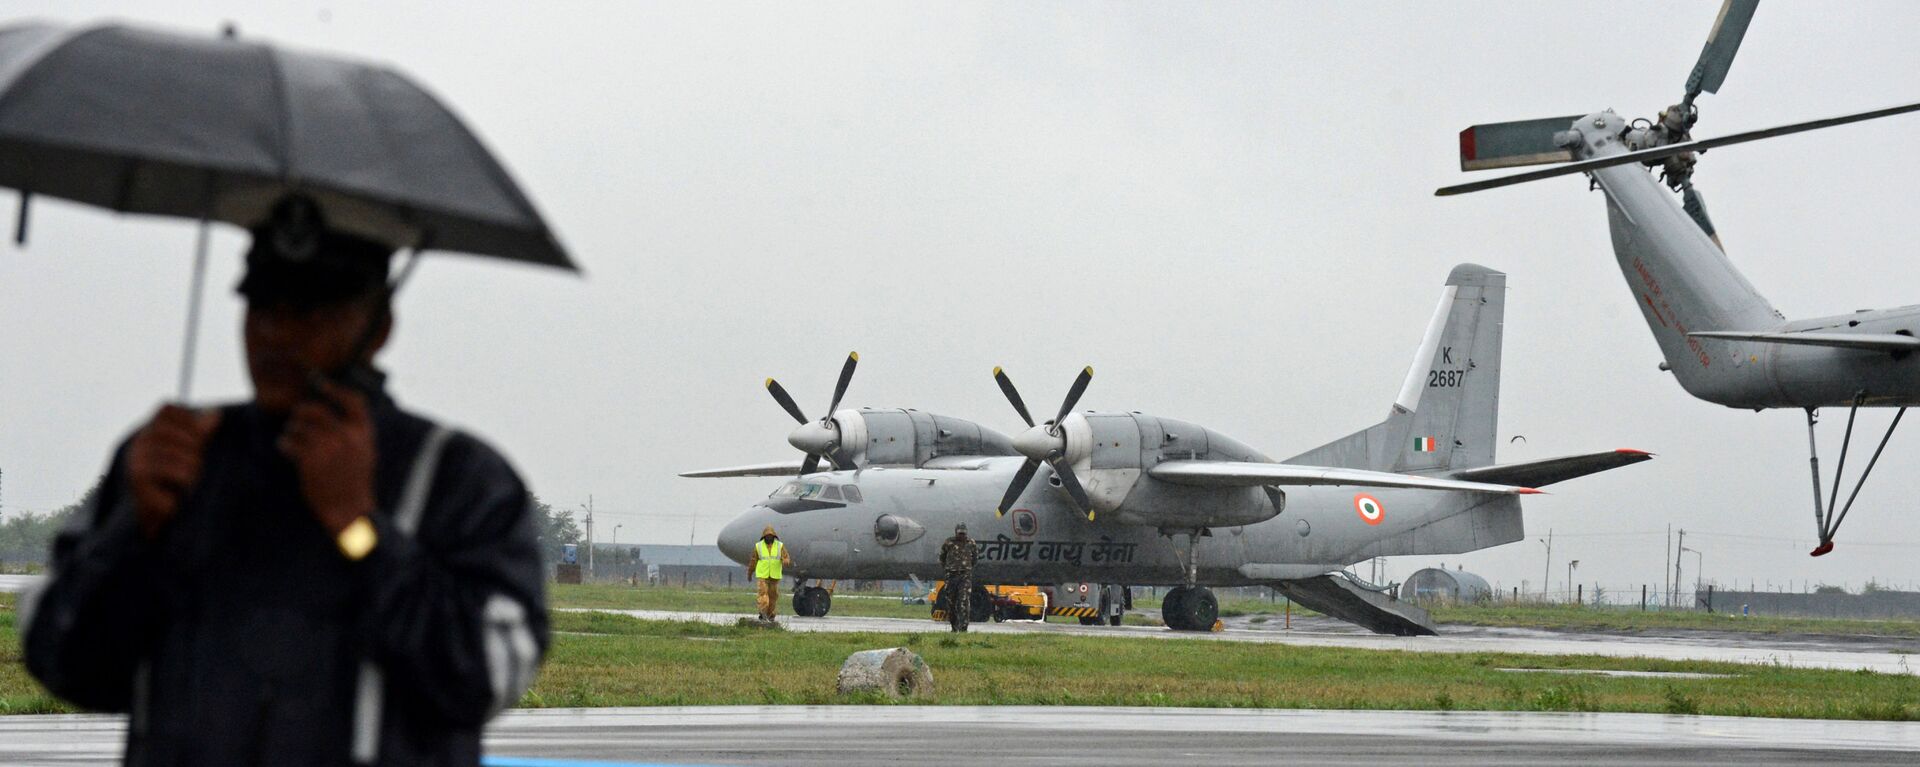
766 378 808 424
800 453 821 476
1685 0 1759 103
994 367 1035 427
997 459 1041 516
1050 458 1094 519
1052 366 1094 428
826 351 858 414
1436 100 1920 196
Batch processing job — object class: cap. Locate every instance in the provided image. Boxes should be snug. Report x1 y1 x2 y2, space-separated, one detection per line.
236 196 393 308
954 523 967 534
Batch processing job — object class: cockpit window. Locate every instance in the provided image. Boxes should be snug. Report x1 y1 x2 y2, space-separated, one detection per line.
768 482 853 502
842 485 864 503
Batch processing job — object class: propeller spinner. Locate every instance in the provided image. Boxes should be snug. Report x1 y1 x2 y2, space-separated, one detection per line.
992 365 1096 519
765 352 859 475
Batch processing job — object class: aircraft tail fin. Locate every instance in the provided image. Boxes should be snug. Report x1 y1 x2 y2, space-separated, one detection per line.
1288 264 1506 473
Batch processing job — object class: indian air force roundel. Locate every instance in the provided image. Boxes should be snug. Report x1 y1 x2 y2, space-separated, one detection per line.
1354 493 1385 525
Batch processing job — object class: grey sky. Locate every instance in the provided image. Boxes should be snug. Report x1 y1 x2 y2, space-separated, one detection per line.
4 1 1919 596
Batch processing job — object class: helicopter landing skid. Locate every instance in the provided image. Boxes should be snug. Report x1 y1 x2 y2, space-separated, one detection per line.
1805 397 1907 556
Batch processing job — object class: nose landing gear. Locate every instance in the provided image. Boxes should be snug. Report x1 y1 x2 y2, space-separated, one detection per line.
793 582 833 617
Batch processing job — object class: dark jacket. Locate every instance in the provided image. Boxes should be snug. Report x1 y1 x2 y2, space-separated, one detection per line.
20 393 549 766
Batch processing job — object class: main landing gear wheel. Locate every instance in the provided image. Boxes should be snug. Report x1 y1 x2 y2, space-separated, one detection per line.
793 585 831 617
1161 586 1218 632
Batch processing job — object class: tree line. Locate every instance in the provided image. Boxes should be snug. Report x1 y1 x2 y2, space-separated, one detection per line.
2 481 583 568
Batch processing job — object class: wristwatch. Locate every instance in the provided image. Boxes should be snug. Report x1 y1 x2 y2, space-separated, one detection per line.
335 516 379 561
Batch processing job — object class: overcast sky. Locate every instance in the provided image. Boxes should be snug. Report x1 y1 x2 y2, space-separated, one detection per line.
4 1 1919 597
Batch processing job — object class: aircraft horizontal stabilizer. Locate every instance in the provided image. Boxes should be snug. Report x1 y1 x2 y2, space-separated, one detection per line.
1149 461 1539 495
1689 330 1920 353
1448 449 1652 489
679 460 813 478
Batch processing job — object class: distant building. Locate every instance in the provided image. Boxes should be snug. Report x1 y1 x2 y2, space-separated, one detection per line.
575 543 737 586
1400 566 1492 604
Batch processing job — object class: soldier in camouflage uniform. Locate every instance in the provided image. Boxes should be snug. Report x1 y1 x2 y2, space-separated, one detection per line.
938 524 978 632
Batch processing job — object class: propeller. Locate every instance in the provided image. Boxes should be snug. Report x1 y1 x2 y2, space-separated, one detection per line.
992 366 1096 519
764 352 859 475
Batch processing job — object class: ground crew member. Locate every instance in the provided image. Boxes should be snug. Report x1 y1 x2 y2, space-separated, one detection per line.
939 523 978 632
19 197 548 766
750 525 792 621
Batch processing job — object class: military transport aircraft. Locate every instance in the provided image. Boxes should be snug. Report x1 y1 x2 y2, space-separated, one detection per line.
1436 0 1920 555
683 264 1651 635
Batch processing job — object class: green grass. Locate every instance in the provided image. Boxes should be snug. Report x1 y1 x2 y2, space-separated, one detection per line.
9 586 1920 720
1429 603 1920 638
525 611 1920 718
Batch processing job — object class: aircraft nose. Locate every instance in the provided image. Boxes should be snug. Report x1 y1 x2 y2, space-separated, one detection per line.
716 509 766 566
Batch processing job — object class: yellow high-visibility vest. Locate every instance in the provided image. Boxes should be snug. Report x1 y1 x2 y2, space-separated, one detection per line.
754 539 785 580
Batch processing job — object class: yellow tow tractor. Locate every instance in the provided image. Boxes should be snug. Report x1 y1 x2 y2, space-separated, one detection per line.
929 582 1048 623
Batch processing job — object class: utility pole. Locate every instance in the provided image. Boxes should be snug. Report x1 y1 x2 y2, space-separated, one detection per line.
1538 529 1552 597
1665 524 1672 607
1672 529 1686 608
583 495 595 580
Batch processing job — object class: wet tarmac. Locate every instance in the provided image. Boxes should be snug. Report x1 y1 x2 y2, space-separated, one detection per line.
3 706 1915 766
0 574 40 593
581 608 1920 675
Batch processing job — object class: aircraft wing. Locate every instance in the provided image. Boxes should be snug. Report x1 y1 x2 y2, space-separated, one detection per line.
678 460 807 478
1689 330 1920 353
1148 461 1540 494
1447 449 1652 488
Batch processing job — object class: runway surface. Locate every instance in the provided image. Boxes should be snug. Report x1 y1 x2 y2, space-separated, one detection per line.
0 574 41 593
582 608 1920 676
3 706 1915 766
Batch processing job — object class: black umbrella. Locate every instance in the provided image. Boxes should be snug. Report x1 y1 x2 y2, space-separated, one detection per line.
0 21 576 395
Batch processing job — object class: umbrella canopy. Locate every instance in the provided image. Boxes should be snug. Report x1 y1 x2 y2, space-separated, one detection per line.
0 21 573 270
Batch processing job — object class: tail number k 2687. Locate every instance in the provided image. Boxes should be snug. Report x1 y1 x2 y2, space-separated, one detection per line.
1426 369 1465 388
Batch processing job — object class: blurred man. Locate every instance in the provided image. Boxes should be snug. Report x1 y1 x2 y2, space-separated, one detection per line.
749 525 791 621
20 198 549 766
939 524 977 633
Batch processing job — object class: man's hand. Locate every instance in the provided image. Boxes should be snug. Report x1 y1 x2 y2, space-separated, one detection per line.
279 380 378 535
127 404 223 539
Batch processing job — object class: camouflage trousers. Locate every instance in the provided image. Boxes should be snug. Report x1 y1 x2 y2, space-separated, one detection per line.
944 572 971 632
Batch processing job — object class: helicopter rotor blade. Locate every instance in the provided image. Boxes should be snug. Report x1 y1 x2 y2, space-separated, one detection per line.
826 352 858 414
766 378 808 424
997 458 1041 516
993 367 1036 428
1684 0 1760 105
1437 100 1920 196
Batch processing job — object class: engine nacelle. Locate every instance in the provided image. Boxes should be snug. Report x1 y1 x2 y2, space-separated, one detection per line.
834 408 1017 469
1062 411 1283 529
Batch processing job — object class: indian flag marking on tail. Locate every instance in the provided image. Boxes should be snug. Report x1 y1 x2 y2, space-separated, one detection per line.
1354 494 1385 526
1413 436 1438 452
